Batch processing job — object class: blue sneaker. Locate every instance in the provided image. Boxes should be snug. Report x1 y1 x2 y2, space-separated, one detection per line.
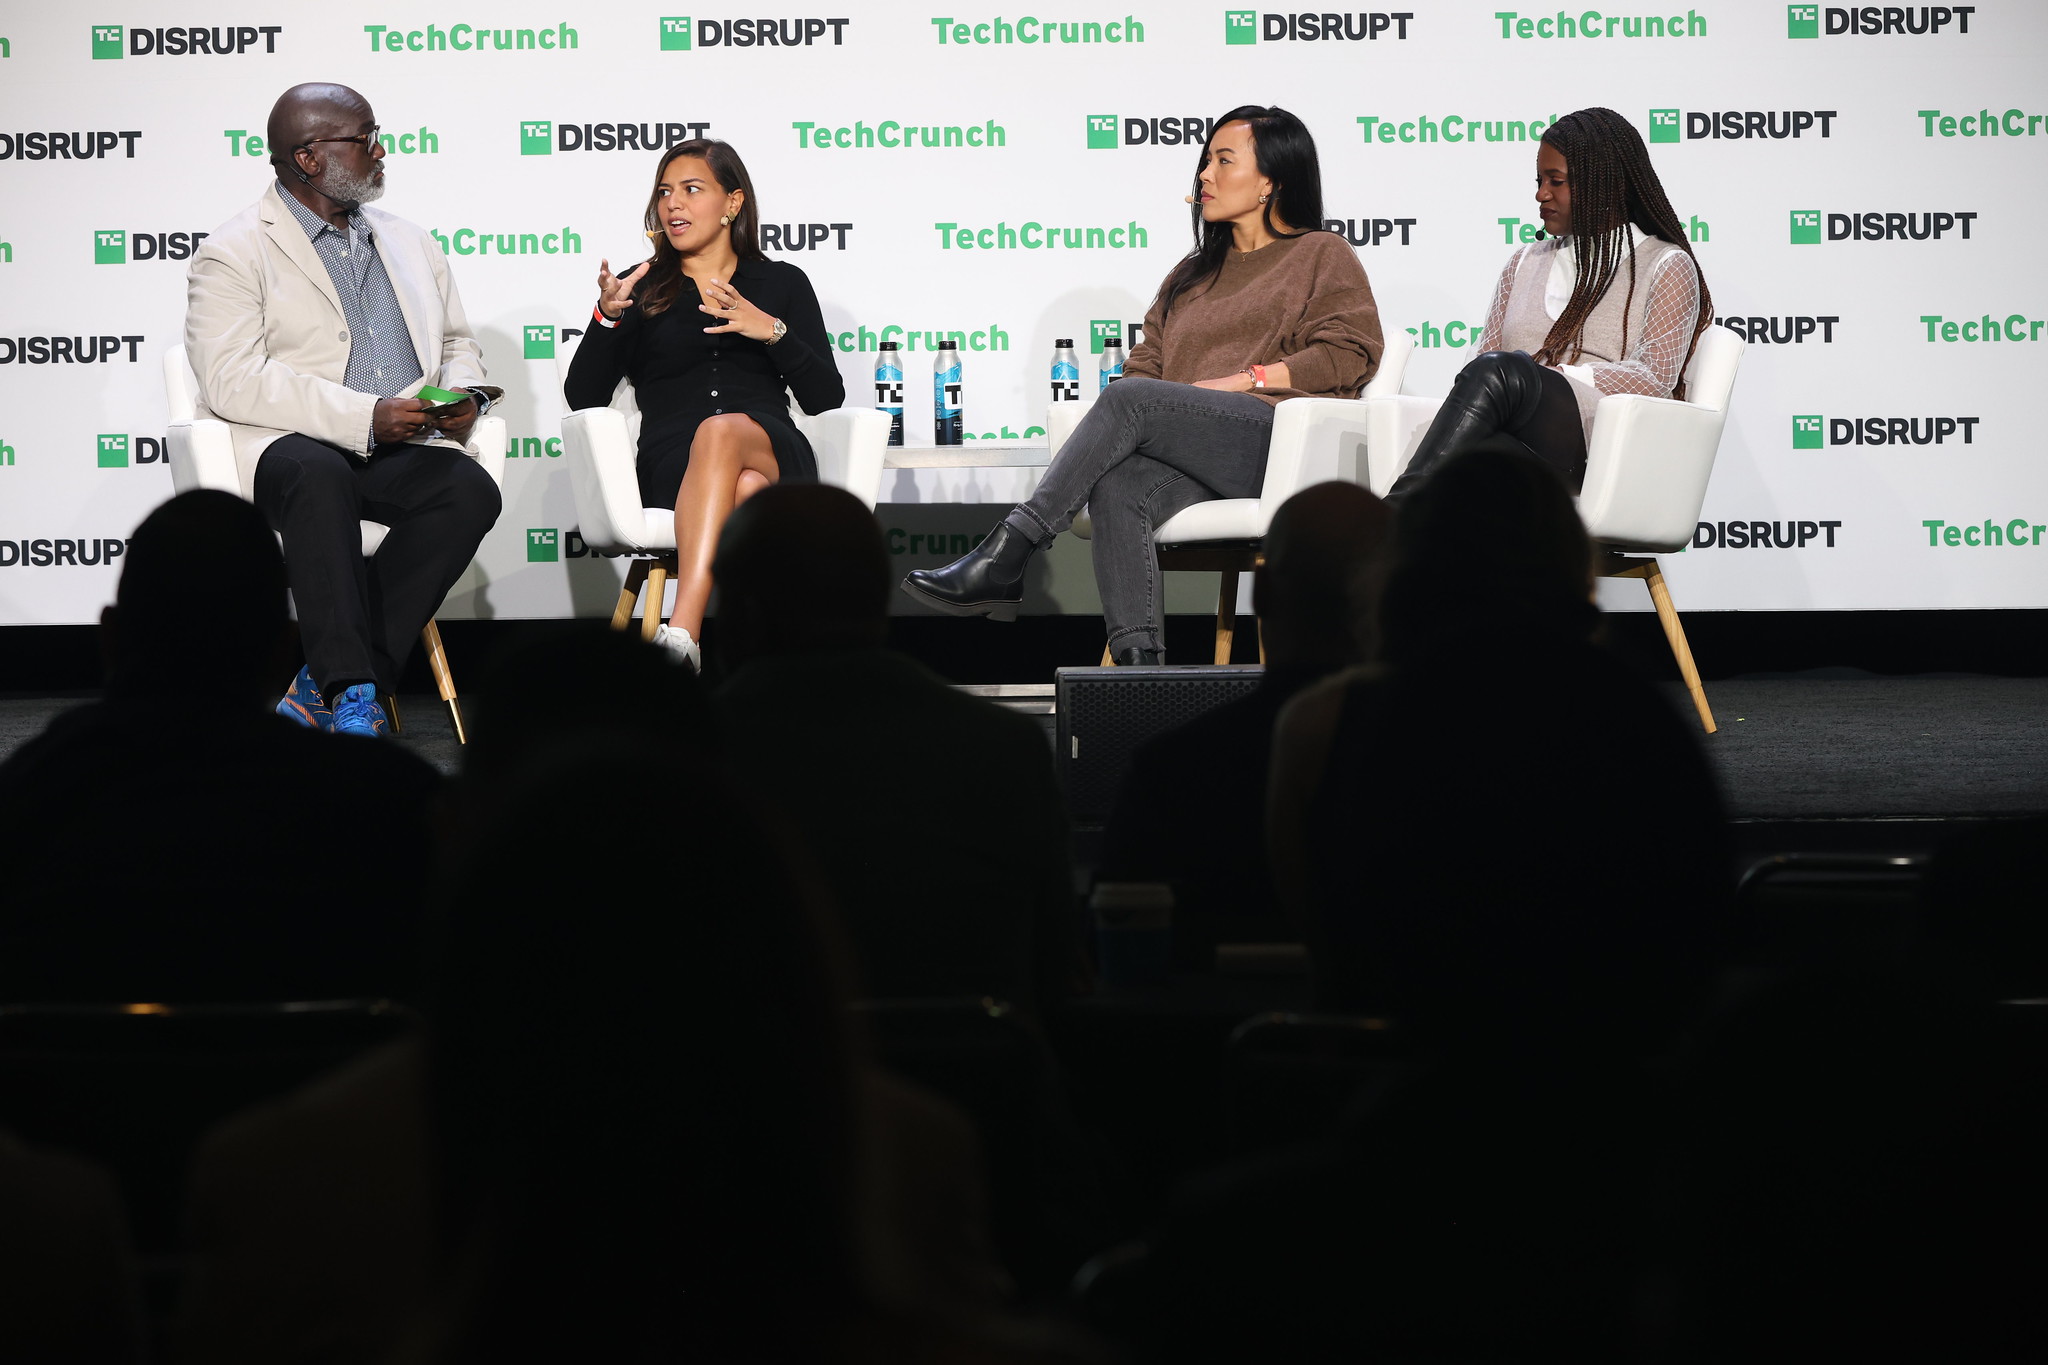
277 666 332 731
330 683 390 738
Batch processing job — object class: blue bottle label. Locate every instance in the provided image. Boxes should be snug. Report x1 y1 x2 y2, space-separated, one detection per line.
934 364 963 446
1051 360 1081 402
1099 359 1124 392
874 361 904 445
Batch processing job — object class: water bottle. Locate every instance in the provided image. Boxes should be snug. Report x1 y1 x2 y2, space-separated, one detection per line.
1050 338 1081 404
1099 334 1125 392
934 339 963 446
873 341 903 447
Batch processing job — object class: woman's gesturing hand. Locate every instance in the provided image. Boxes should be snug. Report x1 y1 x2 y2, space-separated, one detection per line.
597 259 650 320
698 277 778 343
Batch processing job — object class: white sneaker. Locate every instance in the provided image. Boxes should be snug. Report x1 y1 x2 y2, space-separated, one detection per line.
652 623 702 672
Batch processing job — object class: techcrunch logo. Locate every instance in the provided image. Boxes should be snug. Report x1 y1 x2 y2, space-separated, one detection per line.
0 437 11 466
1693 520 1841 549
0 132 141 161
363 22 577 52
1358 114 1555 145
226 127 439 157
932 221 1149 250
828 324 1010 354
0 538 131 568
1496 214 1714 246
1714 315 1838 343
1405 319 1487 349
661 17 850 48
429 227 581 257
1089 115 1214 149
526 528 559 562
1650 109 1837 141
94 230 210 263
1090 319 1144 354
761 223 854 251
523 325 556 359
1791 209 1976 242
0 335 146 364
1325 216 1416 246
1919 107 2048 138
506 435 564 459
934 14 1143 44
1227 11 1413 42
520 120 711 155
1922 518 2043 548
1920 312 2045 342
94 434 169 467
1788 5 1974 37
793 120 1004 150
1495 10 1705 39
1793 414 1978 448
92 24 281 56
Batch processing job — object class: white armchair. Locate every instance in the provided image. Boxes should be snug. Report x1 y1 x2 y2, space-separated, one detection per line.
1049 332 1414 663
1363 325 1745 731
552 333 890 638
162 343 508 742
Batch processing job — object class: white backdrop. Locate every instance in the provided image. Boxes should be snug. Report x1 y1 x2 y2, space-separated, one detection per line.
3 1 2045 625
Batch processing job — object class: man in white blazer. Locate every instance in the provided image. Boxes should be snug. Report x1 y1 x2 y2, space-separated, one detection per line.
185 82 501 736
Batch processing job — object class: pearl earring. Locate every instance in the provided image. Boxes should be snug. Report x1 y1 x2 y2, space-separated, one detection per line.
1259 194 1269 204
720 213 733 226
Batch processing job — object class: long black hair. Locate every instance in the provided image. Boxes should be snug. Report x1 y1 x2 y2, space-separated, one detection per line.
637 139 767 319
1153 105 1326 319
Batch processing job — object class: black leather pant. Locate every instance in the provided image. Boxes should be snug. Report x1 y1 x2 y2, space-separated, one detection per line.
1386 350 1589 500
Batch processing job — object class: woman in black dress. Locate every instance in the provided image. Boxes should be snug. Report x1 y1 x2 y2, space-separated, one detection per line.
565 139 844 669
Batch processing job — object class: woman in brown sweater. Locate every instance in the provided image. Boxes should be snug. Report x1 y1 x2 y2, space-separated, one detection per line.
901 105 1382 665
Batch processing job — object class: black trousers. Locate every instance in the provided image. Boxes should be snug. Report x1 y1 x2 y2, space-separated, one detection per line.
253 436 501 699
1386 350 1589 500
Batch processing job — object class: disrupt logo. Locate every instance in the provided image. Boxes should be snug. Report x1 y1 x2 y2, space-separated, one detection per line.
0 132 142 161
932 221 1149 250
1090 115 1214 149
1792 209 1976 243
1091 319 1144 354
1650 109 1838 142
1923 517 2043 548
524 325 556 360
0 538 131 568
760 223 853 251
92 24 282 56
1794 414 1978 448
363 23 578 52
1921 312 2045 343
1325 216 1416 246
1788 5 1975 37
828 324 1011 354
94 230 210 263
429 227 581 257
1715 315 1839 344
0 335 146 364
1496 9 1704 38
1231 11 1414 42
1357 114 1554 145
1919 108 2047 138
662 17 850 48
526 528 559 562
521 120 711 154
932 15 1143 45
96 434 168 467
1692 519 1841 549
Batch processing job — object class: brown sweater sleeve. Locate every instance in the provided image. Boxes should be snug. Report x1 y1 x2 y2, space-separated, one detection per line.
1275 233 1383 397
1123 294 1168 381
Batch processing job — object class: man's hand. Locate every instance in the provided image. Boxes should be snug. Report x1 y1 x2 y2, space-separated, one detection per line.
373 396 432 445
431 396 479 443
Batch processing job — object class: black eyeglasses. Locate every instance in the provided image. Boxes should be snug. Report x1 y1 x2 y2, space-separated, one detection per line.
299 126 381 152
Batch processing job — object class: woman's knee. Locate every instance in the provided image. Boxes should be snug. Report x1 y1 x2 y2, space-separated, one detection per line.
1456 349 1538 390
690 413 763 455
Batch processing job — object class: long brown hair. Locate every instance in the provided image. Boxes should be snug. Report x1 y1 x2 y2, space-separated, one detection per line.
1153 105 1325 320
636 139 766 318
1534 107 1713 397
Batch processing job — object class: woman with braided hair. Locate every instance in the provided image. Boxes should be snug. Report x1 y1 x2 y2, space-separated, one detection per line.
1387 106 1712 499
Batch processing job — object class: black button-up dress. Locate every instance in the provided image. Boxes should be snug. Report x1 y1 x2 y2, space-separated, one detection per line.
563 256 846 508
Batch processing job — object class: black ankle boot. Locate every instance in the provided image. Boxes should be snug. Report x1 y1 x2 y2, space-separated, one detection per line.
899 519 1037 620
1114 644 1165 667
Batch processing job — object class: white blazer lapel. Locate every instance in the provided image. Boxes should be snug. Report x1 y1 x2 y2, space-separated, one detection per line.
258 184 346 323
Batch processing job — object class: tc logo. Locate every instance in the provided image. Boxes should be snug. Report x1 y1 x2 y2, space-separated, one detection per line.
1649 109 1679 144
94 229 126 264
1792 415 1824 449
661 16 691 50
1790 210 1822 244
92 25 124 59
1787 5 1819 39
1089 319 1126 354
521 121 551 155
97 434 129 467
1087 115 1118 150
1225 10 1257 44
527 528 560 562
524 324 556 360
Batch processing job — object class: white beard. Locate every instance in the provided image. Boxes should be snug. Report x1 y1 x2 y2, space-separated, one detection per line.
322 163 386 208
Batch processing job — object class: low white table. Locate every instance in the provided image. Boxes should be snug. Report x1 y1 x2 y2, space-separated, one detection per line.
883 442 1050 471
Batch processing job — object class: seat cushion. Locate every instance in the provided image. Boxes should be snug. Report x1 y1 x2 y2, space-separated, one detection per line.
360 522 389 557
1154 498 1262 544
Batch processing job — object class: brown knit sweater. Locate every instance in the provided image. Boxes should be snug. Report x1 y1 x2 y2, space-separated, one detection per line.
1123 230 1383 404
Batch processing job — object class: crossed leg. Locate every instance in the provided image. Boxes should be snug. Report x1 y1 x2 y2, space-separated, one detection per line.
670 413 780 636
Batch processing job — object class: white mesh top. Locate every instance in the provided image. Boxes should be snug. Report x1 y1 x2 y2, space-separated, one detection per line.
1478 233 1702 440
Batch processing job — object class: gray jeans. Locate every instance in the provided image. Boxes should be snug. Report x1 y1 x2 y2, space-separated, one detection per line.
1006 377 1274 652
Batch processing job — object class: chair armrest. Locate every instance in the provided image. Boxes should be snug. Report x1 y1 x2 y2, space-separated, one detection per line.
1360 330 1414 401
468 415 508 489
1258 397 1381 519
561 406 657 552
1358 395 1444 495
807 406 892 510
1047 396 1096 458
166 419 241 497
1579 394 1726 551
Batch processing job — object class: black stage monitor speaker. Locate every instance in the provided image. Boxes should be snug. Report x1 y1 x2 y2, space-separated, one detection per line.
1055 665 1266 825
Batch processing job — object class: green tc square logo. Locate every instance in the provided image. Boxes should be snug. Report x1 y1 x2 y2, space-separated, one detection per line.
92 25 124 59
526 528 560 562
1649 109 1680 144
520 121 552 156
523 324 556 360
97 433 129 467
1225 10 1257 44
1089 320 1125 355
1087 115 1118 150
94 229 126 264
1789 210 1822 244
660 16 691 50
1787 5 1819 39
1792 415 1824 449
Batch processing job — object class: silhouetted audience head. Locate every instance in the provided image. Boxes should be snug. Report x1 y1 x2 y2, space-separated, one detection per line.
1252 481 1392 672
104 491 290 703
1379 439 1594 662
713 485 889 666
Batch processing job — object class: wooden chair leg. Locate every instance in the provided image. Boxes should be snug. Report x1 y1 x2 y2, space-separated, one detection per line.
641 562 669 643
420 618 467 744
1101 642 1114 666
384 693 403 736
1641 560 1716 734
1257 617 1267 666
1213 570 1239 665
611 558 651 631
